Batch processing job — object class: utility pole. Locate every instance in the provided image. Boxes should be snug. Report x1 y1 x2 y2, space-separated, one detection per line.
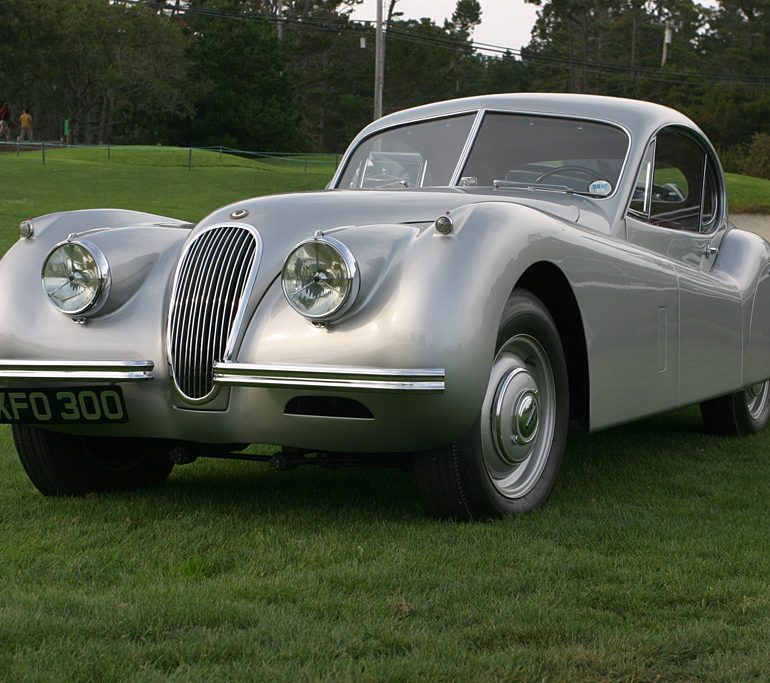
661 19 672 67
277 0 284 40
373 0 384 120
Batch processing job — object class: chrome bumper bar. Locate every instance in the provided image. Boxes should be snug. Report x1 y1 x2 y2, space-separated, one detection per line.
0 360 154 382
213 362 445 393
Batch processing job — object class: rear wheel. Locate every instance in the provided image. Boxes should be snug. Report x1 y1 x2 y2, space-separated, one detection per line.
700 380 770 436
415 290 569 520
12 425 174 495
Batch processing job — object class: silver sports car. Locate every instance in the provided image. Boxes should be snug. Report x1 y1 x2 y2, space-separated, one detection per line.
2 93 769 520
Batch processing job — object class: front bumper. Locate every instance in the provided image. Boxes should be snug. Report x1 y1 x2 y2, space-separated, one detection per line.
0 359 445 393
0 360 154 382
212 362 445 393
0 358 458 451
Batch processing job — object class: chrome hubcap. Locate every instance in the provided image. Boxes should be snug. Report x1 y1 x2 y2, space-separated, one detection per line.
514 391 540 444
746 380 770 420
481 334 555 499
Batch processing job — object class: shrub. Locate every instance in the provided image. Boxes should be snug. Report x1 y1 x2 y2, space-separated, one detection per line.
738 133 770 180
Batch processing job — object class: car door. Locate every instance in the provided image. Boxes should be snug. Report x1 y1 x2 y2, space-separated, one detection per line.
625 126 742 406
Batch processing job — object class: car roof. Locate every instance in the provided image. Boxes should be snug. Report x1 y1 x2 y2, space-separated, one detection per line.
356 93 700 144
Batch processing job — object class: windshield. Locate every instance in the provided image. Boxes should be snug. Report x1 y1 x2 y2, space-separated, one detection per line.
336 113 476 189
336 111 629 197
461 113 628 196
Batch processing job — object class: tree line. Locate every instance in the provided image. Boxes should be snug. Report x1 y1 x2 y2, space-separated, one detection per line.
1 0 769 171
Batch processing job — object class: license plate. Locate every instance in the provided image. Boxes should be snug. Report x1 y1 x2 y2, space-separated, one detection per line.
0 387 128 424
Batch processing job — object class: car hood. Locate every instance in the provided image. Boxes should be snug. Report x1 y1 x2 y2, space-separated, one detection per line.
198 188 607 246
189 189 610 312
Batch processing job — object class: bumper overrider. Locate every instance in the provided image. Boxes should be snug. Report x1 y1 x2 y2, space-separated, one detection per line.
0 360 446 393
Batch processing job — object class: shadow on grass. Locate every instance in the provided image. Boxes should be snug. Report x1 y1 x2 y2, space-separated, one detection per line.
161 459 423 522
137 405 749 521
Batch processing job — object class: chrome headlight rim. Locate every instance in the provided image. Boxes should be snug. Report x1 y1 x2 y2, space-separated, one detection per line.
281 235 360 323
41 238 111 317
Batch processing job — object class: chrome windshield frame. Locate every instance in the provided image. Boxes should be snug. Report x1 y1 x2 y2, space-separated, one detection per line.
331 107 632 202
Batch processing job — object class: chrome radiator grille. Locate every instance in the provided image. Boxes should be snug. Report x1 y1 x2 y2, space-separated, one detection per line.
168 225 258 400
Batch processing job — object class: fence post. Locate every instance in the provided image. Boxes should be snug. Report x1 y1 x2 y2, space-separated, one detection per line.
108 143 111 161
41 142 46 165
188 147 192 171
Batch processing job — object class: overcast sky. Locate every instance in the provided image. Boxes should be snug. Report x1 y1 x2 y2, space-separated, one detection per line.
350 0 719 54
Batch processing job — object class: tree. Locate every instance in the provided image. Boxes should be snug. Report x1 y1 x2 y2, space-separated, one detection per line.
0 0 191 143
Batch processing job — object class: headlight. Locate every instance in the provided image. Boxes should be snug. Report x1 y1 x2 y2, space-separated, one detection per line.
41 240 110 316
281 235 360 322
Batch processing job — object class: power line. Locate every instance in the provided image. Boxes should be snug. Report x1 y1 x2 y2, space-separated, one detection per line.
128 0 770 89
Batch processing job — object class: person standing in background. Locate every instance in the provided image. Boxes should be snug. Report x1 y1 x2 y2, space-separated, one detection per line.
0 103 10 141
18 109 33 141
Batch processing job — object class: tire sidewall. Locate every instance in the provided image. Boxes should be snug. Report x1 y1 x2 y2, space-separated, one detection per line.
734 382 770 435
462 291 570 517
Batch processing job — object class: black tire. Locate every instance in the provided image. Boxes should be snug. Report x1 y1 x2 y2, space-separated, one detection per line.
415 290 569 520
12 425 174 496
700 380 770 436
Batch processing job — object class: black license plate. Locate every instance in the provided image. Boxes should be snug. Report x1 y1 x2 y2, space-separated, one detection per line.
0 387 129 424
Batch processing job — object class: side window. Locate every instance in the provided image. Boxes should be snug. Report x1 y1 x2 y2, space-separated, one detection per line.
629 127 721 232
701 160 719 232
629 142 654 216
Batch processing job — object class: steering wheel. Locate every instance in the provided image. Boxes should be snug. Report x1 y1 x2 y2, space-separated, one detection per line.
534 165 603 184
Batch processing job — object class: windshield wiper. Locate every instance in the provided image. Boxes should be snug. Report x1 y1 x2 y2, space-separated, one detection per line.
492 179 606 197
493 179 572 193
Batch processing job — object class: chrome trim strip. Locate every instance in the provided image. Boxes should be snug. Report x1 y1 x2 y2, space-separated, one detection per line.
449 109 485 186
213 362 445 393
0 360 154 382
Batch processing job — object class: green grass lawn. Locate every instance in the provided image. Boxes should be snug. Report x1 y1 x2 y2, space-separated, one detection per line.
1 148 770 680
726 172 770 213
0 146 334 255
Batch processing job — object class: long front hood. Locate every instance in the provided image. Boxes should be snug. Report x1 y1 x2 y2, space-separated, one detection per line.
194 188 593 289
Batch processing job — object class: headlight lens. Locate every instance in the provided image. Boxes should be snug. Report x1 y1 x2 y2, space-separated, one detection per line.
41 240 110 315
281 236 359 321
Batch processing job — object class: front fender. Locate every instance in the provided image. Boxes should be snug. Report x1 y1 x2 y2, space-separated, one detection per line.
233 201 582 443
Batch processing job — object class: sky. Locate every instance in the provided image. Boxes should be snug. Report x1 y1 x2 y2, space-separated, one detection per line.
349 0 720 55
349 0 539 54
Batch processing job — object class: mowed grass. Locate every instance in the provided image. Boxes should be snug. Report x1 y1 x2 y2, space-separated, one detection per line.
1 148 770 680
726 172 770 213
0 145 333 254
3 413 770 680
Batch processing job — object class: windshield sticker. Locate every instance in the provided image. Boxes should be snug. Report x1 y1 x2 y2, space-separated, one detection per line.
589 180 612 196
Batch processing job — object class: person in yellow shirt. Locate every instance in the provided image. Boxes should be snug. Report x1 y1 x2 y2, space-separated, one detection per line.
18 109 32 142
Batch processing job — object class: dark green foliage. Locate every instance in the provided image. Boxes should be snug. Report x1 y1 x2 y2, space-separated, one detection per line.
3 0 770 155
0 0 190 144
737 133 770 180
170 2 303 150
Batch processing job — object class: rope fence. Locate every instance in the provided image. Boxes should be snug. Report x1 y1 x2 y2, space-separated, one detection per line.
0 140 340 173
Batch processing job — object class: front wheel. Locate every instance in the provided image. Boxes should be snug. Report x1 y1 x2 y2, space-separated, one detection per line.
415 290 569 520
700 380 770 436
12 425 174 496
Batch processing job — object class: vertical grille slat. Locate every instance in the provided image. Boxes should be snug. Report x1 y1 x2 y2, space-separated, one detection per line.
191 230 238 398
168 226 258 400
203 230 247 393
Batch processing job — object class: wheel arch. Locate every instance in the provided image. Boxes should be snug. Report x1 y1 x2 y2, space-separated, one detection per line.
515 262 589 429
